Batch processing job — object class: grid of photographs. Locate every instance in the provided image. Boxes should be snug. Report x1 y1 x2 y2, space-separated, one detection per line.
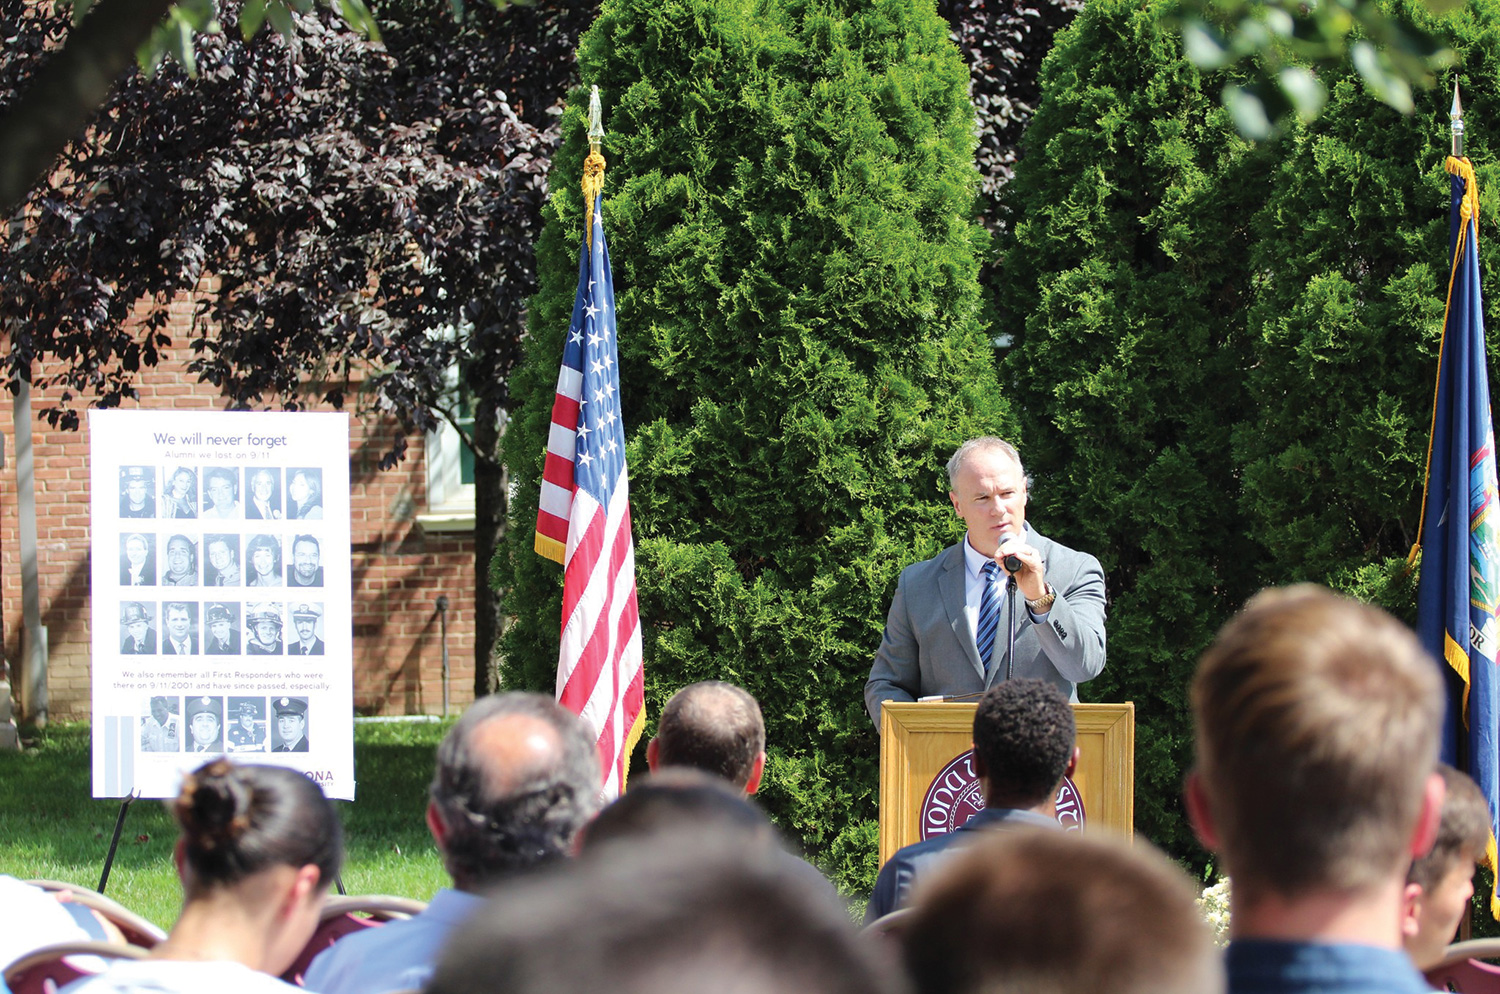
114 464 327 657
139 694 310 755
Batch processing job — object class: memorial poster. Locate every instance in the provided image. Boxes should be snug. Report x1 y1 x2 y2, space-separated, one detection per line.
89 410 355 799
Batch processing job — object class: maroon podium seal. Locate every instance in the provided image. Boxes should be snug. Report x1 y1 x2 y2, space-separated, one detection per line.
919 748 1084 840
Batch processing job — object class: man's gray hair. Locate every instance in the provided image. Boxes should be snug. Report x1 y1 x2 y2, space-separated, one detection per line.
946 437 1029 490
430 692 601 889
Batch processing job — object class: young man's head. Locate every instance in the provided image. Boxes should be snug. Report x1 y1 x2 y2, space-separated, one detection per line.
292 535 321 583
1403 764 1490 968
581 768 774 854
187 697 222 748
165 603 192 643
428 692 602 891
1188 585 1445 907
292 604 321 643
276 698 308 747
647 681 766 793
971 679 1077 810
123 602 151 644
249 605 283 650
208 538 236 573
427 834 898 994
902 829 1222 994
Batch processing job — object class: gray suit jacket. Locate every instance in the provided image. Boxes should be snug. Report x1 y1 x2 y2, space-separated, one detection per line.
865 526 1106 727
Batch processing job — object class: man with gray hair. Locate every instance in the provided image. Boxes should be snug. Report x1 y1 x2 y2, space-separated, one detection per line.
302 692 601 994
865 436 1107 727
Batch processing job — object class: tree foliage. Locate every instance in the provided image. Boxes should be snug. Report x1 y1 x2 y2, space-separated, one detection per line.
999 0 1500 868
1174 0 1456 137
997 0 1269 861
500 0 1012 894
935 0 1082 212
0 0 596 693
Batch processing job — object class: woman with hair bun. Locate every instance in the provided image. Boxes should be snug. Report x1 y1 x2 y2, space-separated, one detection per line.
63 759 343 994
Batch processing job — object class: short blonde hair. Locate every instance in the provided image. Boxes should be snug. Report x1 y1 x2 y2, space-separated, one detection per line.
1192 585 1442 896
902 829 1222 994
1409 764 1491 892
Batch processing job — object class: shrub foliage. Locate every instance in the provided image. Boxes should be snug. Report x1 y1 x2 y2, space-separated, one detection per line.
999 0 1500 865
500 0 1012 892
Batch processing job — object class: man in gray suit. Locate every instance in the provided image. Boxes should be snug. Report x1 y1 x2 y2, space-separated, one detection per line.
865 437 1106 728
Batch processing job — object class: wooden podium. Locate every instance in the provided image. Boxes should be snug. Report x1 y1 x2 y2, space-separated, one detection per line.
878 701 1135 864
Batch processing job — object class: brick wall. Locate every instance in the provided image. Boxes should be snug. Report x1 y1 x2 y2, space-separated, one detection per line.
0 342 478 719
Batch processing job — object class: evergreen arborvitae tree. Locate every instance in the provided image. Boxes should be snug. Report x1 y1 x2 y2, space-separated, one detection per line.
996 0 1270 860
499 0 1011 893
998 0 1500 867
1235 0 1500 606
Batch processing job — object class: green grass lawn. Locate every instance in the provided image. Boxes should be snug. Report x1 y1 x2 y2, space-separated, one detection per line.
0 720 452 928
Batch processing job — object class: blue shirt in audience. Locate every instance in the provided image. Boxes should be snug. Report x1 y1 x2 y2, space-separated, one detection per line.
864 807 1058 924
302 889 486 994
1226 939 1432 994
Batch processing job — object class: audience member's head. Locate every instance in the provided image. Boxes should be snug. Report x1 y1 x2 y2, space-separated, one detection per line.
580 768 774 853
172 759 344 973
175 758 343 895
427 835 905 994
1188 584 1444 906
901 829 1222 994
428 692 601 891
1403 763 1490 968
647 680 766 793
972 678 1077 810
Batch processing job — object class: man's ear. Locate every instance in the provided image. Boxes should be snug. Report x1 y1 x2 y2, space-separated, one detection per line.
949 491 962 517
1409 770 1446 859
1401 881 1425 941
426 801 448 850
646 737 660 773
1184 771 1221 851
970 743 987 781
1064 746 1079 779
744 752 765 796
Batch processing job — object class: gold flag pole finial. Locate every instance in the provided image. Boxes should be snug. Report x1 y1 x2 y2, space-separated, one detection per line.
1452 80 1465 159
583 85 606 245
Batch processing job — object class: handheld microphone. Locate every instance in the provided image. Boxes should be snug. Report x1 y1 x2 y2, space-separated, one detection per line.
998 530 1023 574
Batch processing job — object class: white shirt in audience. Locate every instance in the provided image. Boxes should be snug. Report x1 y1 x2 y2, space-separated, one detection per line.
0 875 95 972
59 958 299 994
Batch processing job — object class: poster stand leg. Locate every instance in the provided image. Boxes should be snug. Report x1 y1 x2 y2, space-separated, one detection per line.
98 789 141 894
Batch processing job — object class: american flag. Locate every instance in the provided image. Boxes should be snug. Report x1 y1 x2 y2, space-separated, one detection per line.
534 188 644 799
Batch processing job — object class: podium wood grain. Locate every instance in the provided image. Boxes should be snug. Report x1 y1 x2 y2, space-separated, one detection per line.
877 701 1134 865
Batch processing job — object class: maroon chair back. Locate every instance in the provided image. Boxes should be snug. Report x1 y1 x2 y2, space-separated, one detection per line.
281 913 381 986
5 940 147 994
1425 939 1500 992
280 895 427 987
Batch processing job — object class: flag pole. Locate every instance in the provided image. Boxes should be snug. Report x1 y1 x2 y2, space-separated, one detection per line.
1453 81 1465 159
1408 82 1474 574
584 86 606 248
538 83 645 799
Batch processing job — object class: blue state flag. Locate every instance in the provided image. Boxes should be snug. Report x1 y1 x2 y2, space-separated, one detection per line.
1415 154 1500 915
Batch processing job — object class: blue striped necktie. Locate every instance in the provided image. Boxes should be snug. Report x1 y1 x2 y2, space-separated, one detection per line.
976 561 1002 675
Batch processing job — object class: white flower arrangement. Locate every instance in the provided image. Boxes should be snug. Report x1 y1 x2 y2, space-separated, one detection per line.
1197 875 1232 946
